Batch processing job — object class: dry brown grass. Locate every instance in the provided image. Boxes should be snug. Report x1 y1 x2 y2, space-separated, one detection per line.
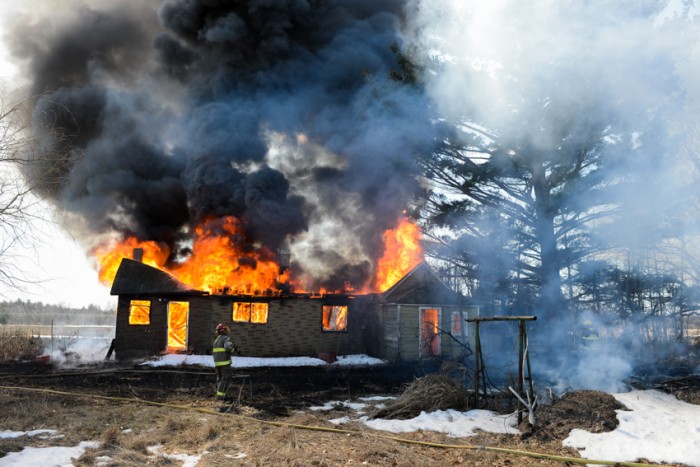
265 426 302 452
2 375 689 466
100 425 123 447
0 329 43 361
0 389 622 467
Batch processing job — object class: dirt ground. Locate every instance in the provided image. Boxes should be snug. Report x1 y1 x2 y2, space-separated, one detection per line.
0 361 697 466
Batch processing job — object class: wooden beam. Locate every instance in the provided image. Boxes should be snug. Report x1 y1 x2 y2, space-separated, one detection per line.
467 316 537 322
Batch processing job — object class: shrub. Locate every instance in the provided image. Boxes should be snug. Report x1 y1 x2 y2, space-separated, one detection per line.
0 329 43 361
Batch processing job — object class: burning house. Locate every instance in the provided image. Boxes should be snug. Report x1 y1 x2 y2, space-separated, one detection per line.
110 258 478 362
377 262 478 362
10 1 480 361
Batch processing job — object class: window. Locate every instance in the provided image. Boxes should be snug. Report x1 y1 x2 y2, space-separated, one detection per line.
129 300 151 325
251 303 268 323
451 311 464 336
322 305 347 332
233 302 268 324
233 302 250 322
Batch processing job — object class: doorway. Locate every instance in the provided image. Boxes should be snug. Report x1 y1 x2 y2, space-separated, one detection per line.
167 301 189 352
420 307 440 356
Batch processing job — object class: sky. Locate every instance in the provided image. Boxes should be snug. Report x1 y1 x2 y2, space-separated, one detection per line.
0 198 113 307
2 352 699 466
0 2 112 308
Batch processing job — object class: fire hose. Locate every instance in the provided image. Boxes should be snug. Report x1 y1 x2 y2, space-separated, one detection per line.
0 384 660 467
0 368 213 379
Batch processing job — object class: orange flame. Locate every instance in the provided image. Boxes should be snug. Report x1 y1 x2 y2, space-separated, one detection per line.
95 216 285 295
171 216 282 295
94 237 170 285
322 305 348 331
373 217 424 292
95 215 423 296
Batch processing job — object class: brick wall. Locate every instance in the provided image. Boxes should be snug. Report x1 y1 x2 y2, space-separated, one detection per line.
114 296 168 359
209 297 354 358
113 293 465 361
115 294 374 359
184 296 216 354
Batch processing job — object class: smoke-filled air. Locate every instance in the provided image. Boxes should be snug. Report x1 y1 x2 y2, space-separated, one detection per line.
402 0 700 390
4 1 700 389
7 0 432 294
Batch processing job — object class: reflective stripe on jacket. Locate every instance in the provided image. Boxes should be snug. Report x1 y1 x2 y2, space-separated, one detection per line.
213 334 235 367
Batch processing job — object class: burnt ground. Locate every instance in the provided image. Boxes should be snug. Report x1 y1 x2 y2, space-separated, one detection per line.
633 374 700 405
522 390 626 441
0 361 429 417
0 360 698 466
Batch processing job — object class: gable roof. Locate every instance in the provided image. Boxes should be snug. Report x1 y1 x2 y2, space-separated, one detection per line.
110 259 201 296
381 262 464 305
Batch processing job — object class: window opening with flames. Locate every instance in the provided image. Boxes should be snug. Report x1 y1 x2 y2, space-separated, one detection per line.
128 300 151 325
451 311 465 343
322 305 348 332
233 302 269 324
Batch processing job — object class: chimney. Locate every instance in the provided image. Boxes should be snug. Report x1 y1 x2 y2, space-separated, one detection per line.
278 248 290 271
132 248 144 263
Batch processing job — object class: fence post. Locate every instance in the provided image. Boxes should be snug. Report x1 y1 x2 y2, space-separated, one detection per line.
473 321 481 407
518 319 525 424
466 315 537 417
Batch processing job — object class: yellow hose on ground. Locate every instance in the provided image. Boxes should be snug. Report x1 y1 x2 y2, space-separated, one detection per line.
0 385 662 467
0 369 214 379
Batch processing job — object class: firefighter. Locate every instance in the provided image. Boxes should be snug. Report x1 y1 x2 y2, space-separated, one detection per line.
212 322 239 401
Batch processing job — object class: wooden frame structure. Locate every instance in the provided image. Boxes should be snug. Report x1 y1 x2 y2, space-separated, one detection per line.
466 315 536 423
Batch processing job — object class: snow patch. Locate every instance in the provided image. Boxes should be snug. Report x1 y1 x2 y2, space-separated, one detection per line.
139 353 385 369
563 390 700 466
361 409 520 437
0 441 99 466
147 444 201 467
0 429 58 439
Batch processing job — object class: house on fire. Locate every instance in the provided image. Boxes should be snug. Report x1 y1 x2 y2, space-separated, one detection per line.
110 259 478 362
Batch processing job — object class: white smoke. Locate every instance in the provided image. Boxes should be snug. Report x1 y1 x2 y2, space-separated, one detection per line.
404 0 700 390
406 0 698 143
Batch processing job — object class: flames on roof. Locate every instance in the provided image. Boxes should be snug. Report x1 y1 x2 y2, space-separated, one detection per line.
110 258 464 308
104 216 424 297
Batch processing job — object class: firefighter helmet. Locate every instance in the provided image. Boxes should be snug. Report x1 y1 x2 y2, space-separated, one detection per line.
215 323 229 334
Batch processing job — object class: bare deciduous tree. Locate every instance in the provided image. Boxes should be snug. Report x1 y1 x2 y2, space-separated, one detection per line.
0 92 41 291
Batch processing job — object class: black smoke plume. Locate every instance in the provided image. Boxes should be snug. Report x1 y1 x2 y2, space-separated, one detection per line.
11 0 435 287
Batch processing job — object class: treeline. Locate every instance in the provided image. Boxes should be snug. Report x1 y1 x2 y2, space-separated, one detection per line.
435 259 700 343
0 300 114 326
